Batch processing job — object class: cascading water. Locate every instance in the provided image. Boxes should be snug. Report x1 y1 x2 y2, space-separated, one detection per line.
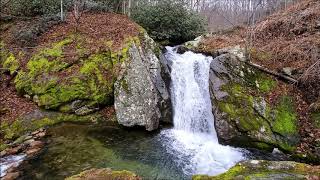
159 47 246 176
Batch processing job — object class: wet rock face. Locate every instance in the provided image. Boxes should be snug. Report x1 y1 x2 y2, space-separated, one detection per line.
208 47 299 152
193 160 320 180
114 33 172 131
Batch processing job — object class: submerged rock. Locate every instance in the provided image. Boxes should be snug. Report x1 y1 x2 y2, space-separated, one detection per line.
193 160 320 180
65 168 141 180
208 47 299 152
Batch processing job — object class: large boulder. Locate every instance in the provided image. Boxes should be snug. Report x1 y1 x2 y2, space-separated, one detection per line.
114 33 172 131
193 160 320 180
4 29 171 131
208 47 299 152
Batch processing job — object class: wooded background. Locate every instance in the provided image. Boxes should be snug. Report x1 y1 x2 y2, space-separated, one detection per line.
1 0 298 31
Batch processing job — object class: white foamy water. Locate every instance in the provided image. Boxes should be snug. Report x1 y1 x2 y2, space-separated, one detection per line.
159 47 245 176
0 154 26 177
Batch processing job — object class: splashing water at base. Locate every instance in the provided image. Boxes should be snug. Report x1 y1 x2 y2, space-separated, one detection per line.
159 47 246 176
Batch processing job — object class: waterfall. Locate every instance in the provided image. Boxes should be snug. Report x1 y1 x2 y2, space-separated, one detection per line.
159 47 245 176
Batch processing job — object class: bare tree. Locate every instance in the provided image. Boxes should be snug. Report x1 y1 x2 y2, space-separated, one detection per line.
60 0 64 21
72 0 85 31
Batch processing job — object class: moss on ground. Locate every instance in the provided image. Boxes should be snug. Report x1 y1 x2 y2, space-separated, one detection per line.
272 96 298 135
3 53 19 75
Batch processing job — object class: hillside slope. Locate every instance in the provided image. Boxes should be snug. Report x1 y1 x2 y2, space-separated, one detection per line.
196 0 320 163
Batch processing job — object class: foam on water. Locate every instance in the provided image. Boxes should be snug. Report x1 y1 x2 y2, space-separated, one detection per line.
159 47 245 176
0 154 26 177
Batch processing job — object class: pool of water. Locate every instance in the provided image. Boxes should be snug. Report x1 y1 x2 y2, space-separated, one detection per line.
19 122 288 180
20 123 189 180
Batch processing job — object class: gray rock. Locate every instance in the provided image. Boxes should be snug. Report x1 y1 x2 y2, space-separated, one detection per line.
208 46 299 152
114 34 171 131
282 67 294 76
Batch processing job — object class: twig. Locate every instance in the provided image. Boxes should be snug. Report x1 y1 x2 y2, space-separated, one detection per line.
246 61 298 84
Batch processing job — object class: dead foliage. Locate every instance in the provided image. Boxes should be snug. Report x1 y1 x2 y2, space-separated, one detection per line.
198 0 320 161
0 74 38 123
197 26 247 53
251 0 320 102
38 12 140 52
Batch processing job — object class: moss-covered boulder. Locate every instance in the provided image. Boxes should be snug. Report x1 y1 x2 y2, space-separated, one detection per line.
66 168 141 180
193 160 320 180
13 37 121 114
2 29 171 131
208 47 299 152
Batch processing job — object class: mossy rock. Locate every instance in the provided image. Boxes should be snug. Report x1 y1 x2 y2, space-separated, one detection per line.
192 160 320 180
11 34 140 113
209 50 299 152
65 168 141 180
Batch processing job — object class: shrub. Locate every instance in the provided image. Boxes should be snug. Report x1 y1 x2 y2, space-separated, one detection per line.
5 0 73 16
132 0 206 45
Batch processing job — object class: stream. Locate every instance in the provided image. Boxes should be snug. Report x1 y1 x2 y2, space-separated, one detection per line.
6 48 280 179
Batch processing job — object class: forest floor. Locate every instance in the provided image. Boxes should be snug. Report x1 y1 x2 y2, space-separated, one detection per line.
198 0 320 161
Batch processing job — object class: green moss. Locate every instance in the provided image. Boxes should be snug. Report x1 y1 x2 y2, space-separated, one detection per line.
12 34 143 112
272 96 297 135
1 121 25 140
218 83 268 132
41 38 72 57
0 143 8 152
253 142 273 150
3 53 19 75
192 164 244 180
257 75 277 93
243 68 276 93
217 81 297 152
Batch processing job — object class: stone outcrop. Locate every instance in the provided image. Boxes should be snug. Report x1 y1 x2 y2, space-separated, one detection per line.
114 33 172 131
193 160 320 180
208 47 299 152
